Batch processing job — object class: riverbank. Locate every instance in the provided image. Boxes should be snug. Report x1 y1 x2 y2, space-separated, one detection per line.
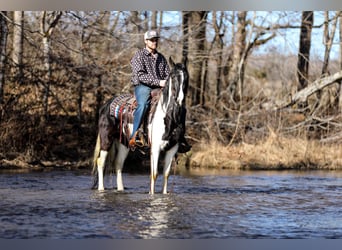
2 133 341 172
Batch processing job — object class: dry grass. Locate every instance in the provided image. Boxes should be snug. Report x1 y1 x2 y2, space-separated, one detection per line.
190 128 342 170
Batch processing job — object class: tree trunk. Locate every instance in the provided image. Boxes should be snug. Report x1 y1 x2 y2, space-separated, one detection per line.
321 12 339 75
226 11 247 104
40 11 62 121
0 11 8 106
339 15 342 112
186 11 208 106
182 11 189 60
42 36 51 119
151 11 157 30
297 11 313 91
78 34 85 122
158 11 163 33
130 11 143 46
12 11 24 84
315 11 340 114
210 11 225 106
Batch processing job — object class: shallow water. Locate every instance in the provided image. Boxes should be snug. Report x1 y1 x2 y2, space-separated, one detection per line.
0 168 341 238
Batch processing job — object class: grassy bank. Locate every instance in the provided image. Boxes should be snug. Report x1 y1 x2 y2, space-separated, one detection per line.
188 130 342 170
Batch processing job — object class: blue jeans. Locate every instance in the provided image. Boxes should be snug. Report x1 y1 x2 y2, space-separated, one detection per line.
131 84 152 138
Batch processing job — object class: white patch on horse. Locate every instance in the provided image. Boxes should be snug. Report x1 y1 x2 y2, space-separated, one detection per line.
177 71 184 105
149 98 168 150
163 77 172 111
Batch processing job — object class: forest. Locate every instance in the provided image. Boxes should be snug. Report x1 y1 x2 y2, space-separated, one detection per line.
0 11 341 171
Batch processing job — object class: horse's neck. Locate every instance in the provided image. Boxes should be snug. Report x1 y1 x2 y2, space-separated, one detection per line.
160 80 173 111
150 85 171 125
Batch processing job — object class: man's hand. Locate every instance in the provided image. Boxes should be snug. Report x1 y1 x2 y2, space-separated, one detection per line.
159 80 166 87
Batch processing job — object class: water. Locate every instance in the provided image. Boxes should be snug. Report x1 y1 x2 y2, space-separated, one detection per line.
0 168 341 239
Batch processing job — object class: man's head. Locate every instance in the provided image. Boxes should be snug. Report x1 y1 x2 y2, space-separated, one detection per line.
144 30 160 52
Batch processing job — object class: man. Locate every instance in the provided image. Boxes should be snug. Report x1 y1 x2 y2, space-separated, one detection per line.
129 30 191 153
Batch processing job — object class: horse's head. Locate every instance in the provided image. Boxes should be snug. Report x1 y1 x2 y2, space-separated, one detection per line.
166 56 189 106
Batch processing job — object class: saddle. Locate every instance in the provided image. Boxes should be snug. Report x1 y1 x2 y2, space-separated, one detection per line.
109 89 162 148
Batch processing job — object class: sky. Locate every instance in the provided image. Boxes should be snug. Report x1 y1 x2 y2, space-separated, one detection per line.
162 11 341 61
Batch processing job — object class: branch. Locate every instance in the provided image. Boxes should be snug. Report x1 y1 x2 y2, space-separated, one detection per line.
277 71 342 109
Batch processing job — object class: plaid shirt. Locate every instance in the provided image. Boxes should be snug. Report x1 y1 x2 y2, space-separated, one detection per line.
131 48 170 87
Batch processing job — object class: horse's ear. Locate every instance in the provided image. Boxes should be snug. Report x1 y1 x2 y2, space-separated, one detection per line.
182 56 188 67
169 56 175 67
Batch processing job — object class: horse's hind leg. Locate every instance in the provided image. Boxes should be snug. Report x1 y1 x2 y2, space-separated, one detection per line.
97 150 108 191
114 142 129 191
162 145 178 194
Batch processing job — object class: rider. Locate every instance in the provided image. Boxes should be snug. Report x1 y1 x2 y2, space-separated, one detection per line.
129 30 191 153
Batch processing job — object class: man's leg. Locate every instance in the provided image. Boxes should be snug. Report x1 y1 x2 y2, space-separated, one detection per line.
129 84 151 146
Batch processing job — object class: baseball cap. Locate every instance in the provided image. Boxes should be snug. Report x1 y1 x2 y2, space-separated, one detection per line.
144 30 160 40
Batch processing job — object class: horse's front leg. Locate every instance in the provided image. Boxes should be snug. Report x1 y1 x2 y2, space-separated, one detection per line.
162 145 178 194
150 147 160 195
97 150 108 191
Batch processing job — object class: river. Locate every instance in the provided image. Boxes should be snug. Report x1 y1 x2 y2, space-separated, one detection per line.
0 168 341 238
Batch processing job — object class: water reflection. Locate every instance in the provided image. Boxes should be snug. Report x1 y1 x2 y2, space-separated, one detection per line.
0 169 341 238
137 196 173 238
90 190 180 238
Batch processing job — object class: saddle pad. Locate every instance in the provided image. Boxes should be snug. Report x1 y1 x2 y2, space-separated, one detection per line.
109 94 135 119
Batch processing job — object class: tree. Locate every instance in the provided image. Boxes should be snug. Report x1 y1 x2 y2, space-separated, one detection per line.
151 11 157 30
209 11 225 106
315 11 341 114
39 11 62 120
0 11 8 106
297 11 313 91
184 11 208 106
339 13 342 111
182 11 189 60
12 11 24 84
226 11 247 104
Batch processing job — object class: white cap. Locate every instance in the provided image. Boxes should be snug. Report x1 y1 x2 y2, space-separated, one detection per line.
144 30 160 40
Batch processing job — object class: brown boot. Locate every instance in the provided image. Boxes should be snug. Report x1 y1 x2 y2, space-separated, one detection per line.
129 137 136 147
129 132 138 147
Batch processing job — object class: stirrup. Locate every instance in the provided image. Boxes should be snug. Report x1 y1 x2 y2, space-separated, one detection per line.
135 138 145 147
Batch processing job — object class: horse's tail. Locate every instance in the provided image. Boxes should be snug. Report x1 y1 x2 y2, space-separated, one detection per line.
91 134 101 189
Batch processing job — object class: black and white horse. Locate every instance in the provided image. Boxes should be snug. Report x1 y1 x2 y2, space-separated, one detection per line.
92 57 188 194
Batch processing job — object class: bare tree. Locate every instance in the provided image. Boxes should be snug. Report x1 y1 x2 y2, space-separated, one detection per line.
39 11 62 120
339 14 342 111
184 11 208 106
151 11 157 30
208 11 225 106
182 11 190 60
297 11 313 91
321 12 340 75
0 11 8 105
226 11 247 104
129 11 143 46
12 11 24 84
314 11 341 114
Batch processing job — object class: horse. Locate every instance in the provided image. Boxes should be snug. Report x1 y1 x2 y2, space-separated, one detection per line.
92 56 189 194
